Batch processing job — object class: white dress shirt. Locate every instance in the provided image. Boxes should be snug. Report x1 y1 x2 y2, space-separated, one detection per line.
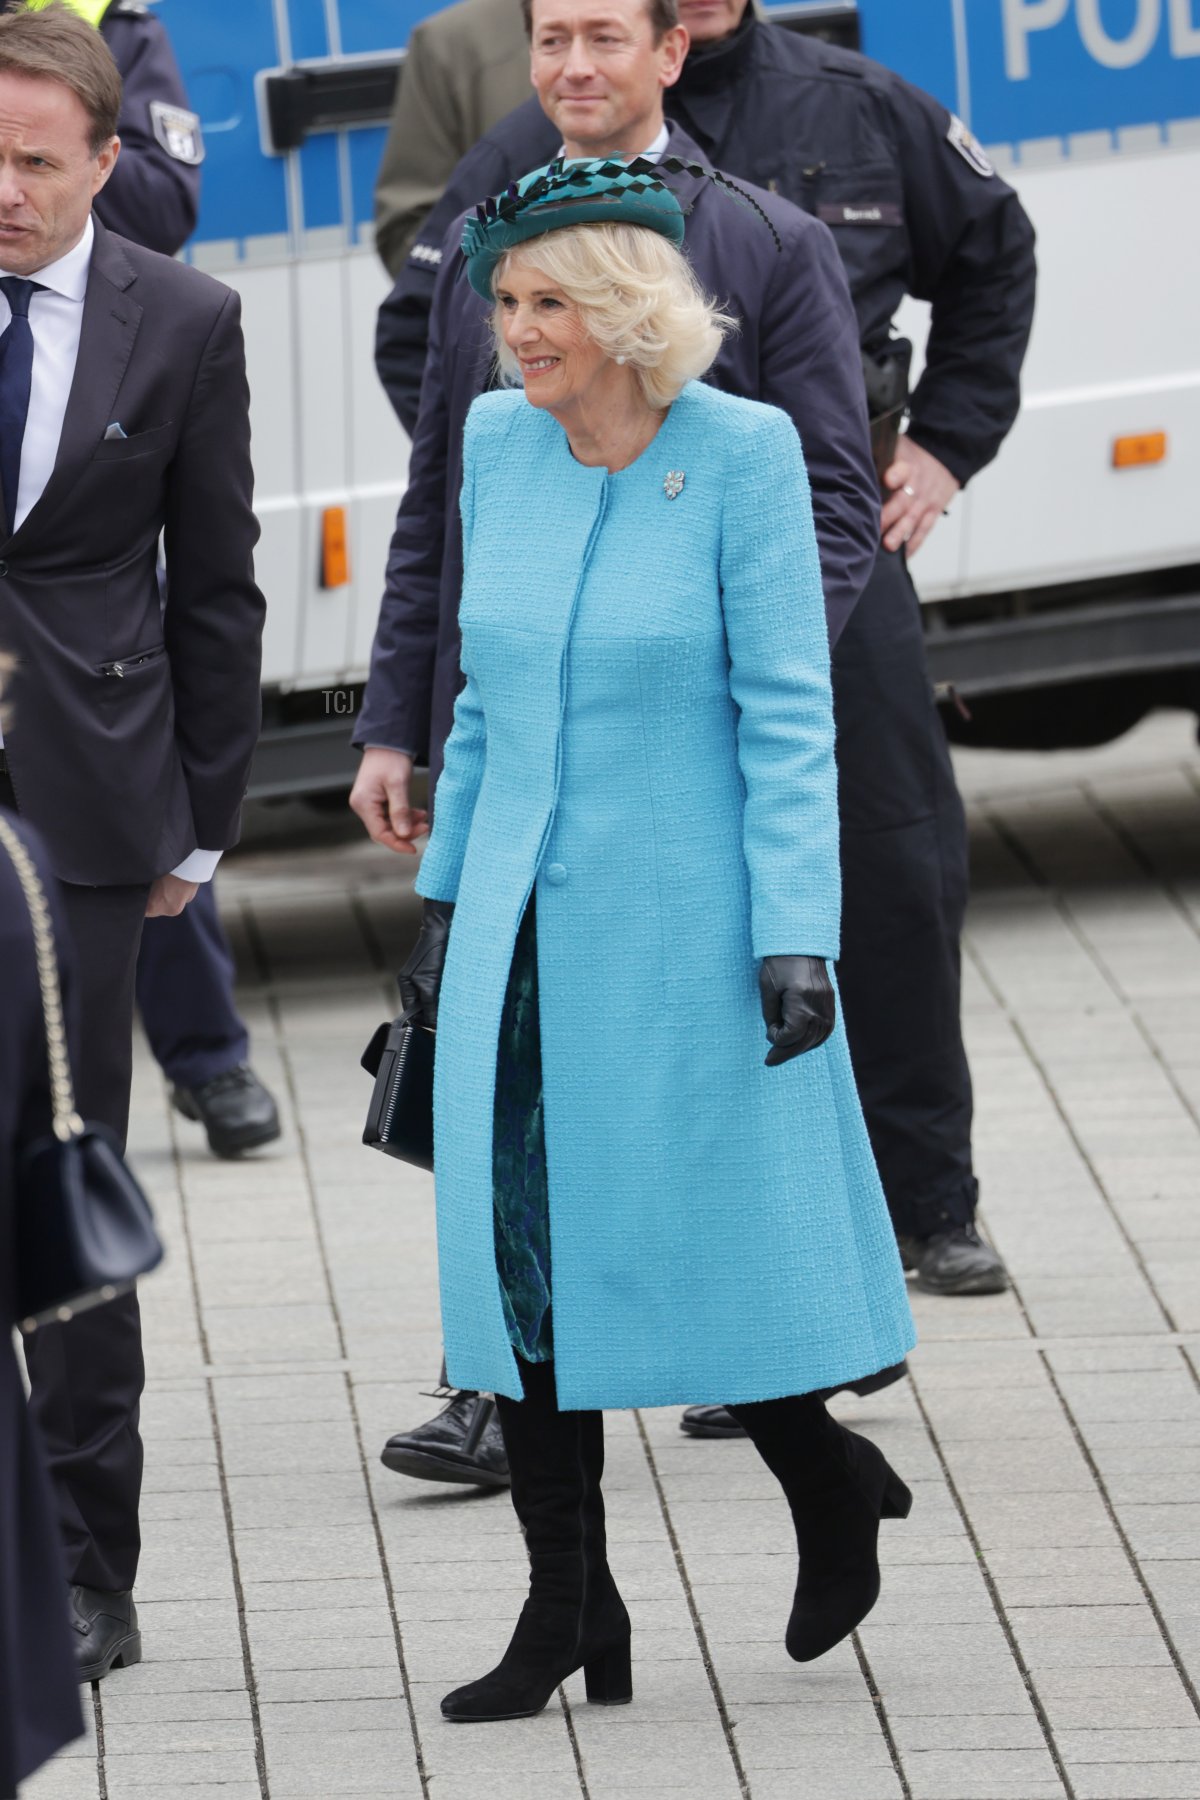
0 214 92 532
0 214 218 881
559 123 671 163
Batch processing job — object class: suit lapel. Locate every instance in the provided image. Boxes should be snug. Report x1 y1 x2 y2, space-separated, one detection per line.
9 218 142 548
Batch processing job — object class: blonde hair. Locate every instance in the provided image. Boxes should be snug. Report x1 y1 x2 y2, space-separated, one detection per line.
492 222 734 410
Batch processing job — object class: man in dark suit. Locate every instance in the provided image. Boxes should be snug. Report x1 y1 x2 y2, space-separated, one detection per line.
0 2 264 1681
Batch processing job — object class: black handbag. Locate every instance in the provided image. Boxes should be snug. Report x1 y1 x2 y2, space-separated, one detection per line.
0 815 165 1334
360 1012 436 1171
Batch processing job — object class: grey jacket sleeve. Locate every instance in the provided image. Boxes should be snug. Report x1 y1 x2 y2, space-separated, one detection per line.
374 24 468 281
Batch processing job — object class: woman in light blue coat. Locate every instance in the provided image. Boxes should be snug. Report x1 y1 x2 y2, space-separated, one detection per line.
398 159 917 1724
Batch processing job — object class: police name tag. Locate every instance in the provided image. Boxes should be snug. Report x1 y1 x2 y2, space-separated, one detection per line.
946 114 994 179
817 202 903 227
150 101 205 167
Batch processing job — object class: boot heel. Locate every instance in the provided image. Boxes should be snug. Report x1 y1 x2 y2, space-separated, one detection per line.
112 1633 142 1670
881 1467 912 1520
584 1639 632 1705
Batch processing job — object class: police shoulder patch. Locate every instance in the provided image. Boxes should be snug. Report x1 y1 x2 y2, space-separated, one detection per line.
946 114 994 179
149 101 205 167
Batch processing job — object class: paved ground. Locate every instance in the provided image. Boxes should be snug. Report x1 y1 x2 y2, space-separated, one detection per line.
21 710 1200 1800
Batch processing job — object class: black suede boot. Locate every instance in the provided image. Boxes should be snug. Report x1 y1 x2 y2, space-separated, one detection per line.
727 1392 912 1662
440 1359 632 1722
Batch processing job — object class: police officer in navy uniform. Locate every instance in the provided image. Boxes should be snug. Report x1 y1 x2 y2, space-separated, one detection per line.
4 0 282 1158
364 0 1037 1479
664 0 1036 1332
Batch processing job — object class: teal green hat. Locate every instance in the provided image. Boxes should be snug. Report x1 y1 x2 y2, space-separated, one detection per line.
461 156 689 300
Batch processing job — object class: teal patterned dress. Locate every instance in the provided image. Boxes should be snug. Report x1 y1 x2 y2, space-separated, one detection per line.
491 903 553 1361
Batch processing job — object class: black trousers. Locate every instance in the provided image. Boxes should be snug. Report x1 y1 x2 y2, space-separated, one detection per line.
2 769 149 1592
137 877 249 1089
832 549 976 1238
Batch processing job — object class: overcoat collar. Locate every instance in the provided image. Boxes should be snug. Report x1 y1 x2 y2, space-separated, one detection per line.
2 214 143 549
667 12 761 161
660 121 724 218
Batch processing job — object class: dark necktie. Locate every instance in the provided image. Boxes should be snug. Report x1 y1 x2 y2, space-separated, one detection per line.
0 276 46 535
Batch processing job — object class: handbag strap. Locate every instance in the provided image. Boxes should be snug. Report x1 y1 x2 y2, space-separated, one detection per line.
0 813 83 1142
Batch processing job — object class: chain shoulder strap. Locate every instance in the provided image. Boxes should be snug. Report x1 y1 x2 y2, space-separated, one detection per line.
0 813 83 1142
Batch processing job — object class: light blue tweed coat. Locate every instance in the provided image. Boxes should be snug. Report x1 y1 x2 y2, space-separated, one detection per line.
417 381 915 1410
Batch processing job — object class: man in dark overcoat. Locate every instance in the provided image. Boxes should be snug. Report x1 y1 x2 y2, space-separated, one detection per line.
0 3 265 1678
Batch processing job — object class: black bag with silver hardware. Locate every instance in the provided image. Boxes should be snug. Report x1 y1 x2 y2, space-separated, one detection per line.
0 814 165 1334
360 1011 435 1171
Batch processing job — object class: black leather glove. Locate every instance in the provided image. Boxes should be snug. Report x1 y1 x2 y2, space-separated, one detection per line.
397 899 454 1029
758 956 836 1067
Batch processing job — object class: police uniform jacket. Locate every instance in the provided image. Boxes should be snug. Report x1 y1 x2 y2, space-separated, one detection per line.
666 12 1037 487
0 219 265 887
2 0 203 258
359 120 879 776
97 0 202 255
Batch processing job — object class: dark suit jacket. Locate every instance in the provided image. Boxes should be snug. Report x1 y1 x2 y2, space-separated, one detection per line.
0 218 265 886
359 118 877 778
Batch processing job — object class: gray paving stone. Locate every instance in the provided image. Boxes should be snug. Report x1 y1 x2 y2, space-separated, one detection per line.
256 1696 409 1734
899 1748 1066 1799
893 1711 1048 1752
260 1730 424 1795
253 1665 405 1703
95 1656 248 1695
1065 1767 1200 1800
96 1688 252 1726
91 1718 255 1757
242 1576 387 1611
740 1769 902 1800
99 1750 260 1786
731 1707 893 1772
104 1787 260 1800
1056 1725 1200 1761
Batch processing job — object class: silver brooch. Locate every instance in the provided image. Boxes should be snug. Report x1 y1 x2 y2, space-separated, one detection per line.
663 470 685 500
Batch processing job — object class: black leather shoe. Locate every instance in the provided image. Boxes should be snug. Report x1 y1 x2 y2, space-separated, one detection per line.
898 1223 1009 1295
71 1585 141 1683
680 1360 909 1439
381 1391 510 1488
171 1064 281 1158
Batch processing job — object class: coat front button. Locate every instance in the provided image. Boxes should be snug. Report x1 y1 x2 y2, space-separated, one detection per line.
545 863 568 886
0 562 7 577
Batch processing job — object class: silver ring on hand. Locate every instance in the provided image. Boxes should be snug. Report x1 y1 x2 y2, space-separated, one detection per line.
902 484 916 497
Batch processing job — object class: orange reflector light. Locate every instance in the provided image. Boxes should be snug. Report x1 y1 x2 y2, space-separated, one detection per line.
321 505 350 587
1112 432 1166 469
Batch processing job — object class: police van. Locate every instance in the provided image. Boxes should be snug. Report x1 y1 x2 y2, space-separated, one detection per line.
157 0 1200 786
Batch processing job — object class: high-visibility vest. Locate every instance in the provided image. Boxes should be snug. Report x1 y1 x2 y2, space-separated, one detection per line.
24 0 115 28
